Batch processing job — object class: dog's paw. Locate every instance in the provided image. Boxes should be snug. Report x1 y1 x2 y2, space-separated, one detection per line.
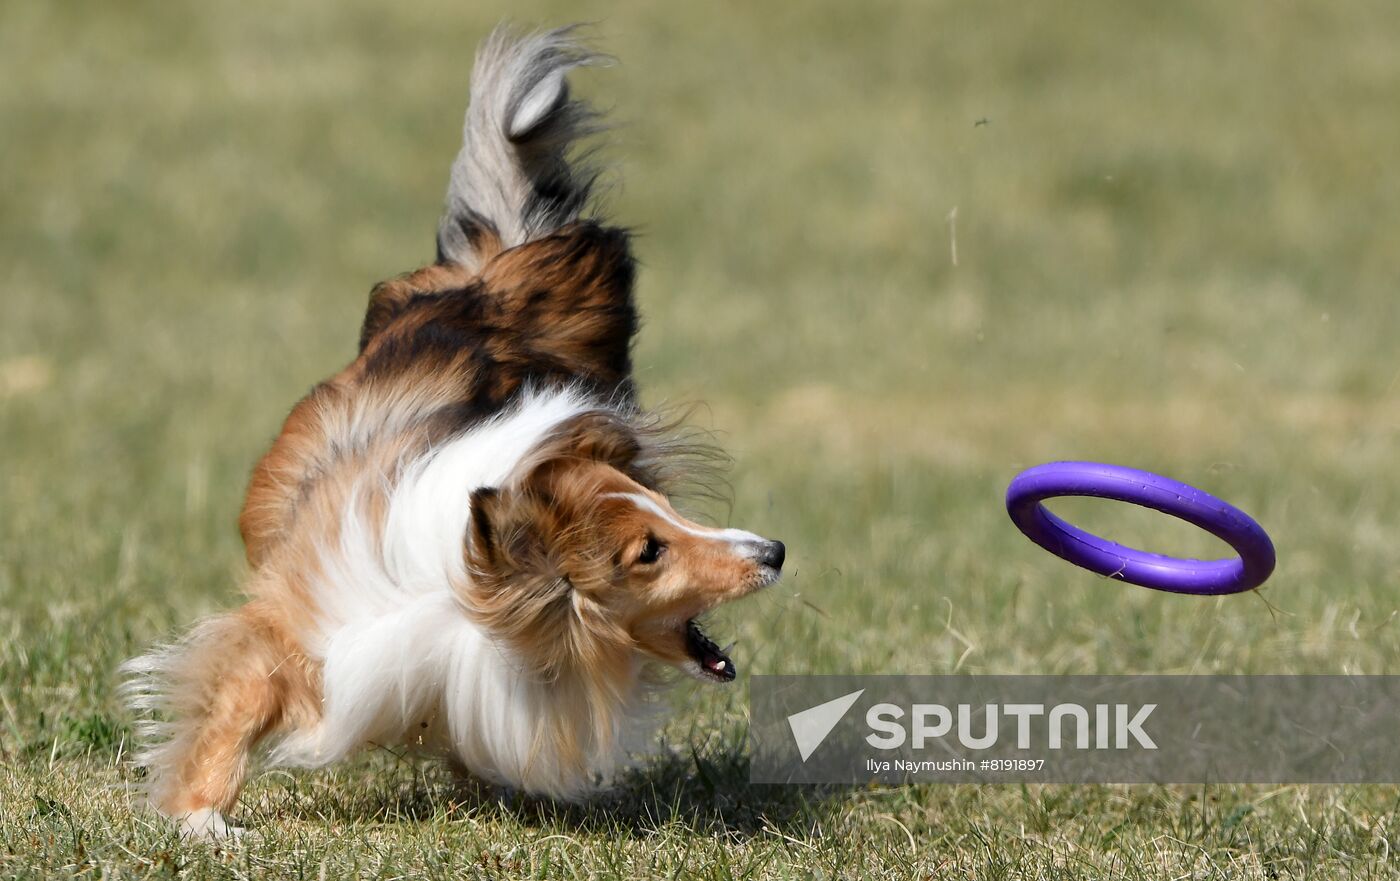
176 807 245 841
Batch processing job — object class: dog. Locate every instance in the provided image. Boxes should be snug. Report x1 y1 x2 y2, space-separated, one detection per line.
122 26 784 838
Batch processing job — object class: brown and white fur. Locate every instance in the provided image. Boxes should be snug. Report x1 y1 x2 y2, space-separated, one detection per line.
122 26 784 838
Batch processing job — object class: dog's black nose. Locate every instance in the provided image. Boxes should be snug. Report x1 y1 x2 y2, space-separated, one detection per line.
759 540 786 570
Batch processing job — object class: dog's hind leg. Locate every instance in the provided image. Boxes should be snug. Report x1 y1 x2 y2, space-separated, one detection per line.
123 604 319 837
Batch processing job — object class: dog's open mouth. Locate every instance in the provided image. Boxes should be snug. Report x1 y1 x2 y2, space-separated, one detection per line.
684 619 736 683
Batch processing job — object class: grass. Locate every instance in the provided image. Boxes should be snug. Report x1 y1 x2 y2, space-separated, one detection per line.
3 0 1400 876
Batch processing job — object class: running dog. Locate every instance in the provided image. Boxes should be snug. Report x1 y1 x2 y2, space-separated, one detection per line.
123 26 784 837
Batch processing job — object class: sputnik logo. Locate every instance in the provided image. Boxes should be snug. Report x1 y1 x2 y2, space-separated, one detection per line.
786 689 864 762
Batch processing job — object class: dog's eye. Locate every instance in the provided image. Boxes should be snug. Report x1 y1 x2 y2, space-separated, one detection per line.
637 537 666 565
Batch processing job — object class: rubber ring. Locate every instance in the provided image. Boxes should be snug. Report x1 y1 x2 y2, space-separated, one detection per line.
1005 461 1275 595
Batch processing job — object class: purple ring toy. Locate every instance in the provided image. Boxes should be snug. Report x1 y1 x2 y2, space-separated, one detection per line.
1006 461 1275 595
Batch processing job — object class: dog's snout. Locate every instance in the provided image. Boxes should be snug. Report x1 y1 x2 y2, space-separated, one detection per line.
758 540 785 570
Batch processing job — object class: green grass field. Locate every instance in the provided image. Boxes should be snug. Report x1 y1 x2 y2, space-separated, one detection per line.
4 0 1400 876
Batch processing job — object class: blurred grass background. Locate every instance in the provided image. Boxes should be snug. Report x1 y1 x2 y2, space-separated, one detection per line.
3 0 1400 876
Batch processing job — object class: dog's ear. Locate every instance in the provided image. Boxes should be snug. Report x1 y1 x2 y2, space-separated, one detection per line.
522 411 652 493
467 485 546 574
467 487 505 566
557 412 643 468
459 484 580 678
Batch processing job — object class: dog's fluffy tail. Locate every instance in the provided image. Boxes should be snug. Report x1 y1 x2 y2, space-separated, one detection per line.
437 26 608 269
118 618 229 813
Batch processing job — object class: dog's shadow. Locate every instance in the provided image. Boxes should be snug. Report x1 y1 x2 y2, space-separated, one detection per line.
491 749 851 838
264 742 851 839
